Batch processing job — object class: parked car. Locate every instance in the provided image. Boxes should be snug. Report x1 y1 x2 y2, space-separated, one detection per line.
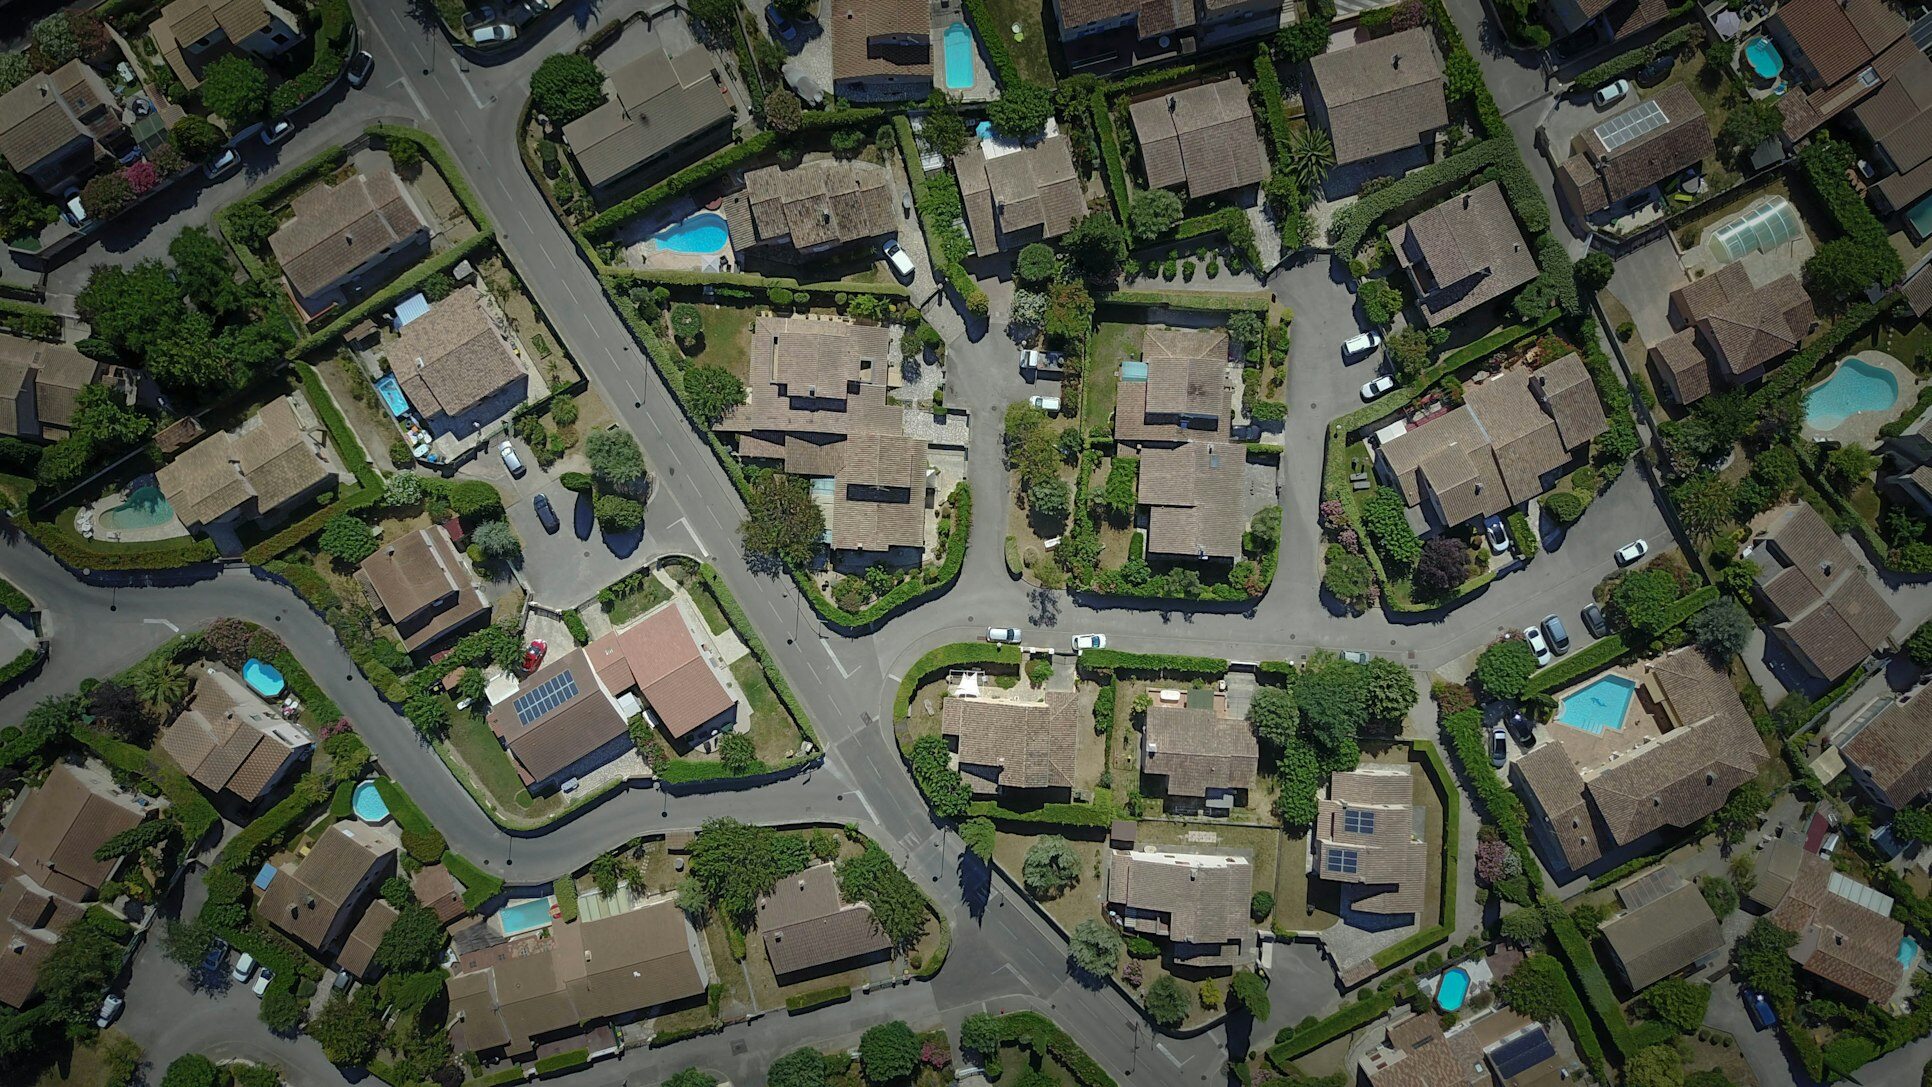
505 0 550 26
521 639 547 673
95 994 123 1029
532 493 560 534
199 937 229 977
1342 330 1382 358
1360 374 1396 401
231 952 256 985
346 51 375 88
461 5 498 27
1505 711 1535 746
1019 347 1062 373
882 240 915 280
1029 395 1062 414
1523 626 1553 667
261 119 294 145
1485 516 1510 555
1744 989 1778 1030
1490 726 1508 767
1636 54 1675 87
766 3 800 42
1341 650 1370 665
251 967 276 997
60 188 87 228
470 22 517 44
1541 614 1570 655
1071 634 1106 651
1581 602 1609 638
1593 79 1632 108
1614 538 1649 566
499 440 526 477
204 148 241 180
986 627 1021 644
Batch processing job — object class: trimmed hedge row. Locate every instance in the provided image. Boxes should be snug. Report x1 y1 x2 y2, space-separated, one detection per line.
1431 312 1560 374
444 851 504 910
299 361 378 488
1523 585 1717 694
784 984 851 1012
1549 907 1644 1059
960 0 1020 85
1251 45 1293 164
584 133 775 238
605 265 909 300
791 484 972 629
242 483 380 566
24 511 220 571
967 798 1118 827
1571 26 1701 93
1268 990 1396 1066
0 645 41 691
1074 650 1229 676
1096 288 1270 312
1091 89 1131 220
531 1048 589 1076
991 1012 1116 1087
894 643 1021 718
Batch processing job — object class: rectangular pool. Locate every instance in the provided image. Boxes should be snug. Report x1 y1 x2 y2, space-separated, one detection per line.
375 373 411 418
498 897 556 936
1556 674 1638 735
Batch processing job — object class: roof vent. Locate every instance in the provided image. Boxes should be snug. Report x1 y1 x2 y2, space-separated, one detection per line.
1393 53 1403 68
1651 797 1660 807
1706 772 1715 785
306 894 317 909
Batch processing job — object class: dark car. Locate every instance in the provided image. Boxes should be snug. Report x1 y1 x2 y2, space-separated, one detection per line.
765 3 800 43
1505 711 1536 747
1744 989 1777 1030
1636 54 1676 87
533 493 560 534
199 937 230 978
1581 602 1609 639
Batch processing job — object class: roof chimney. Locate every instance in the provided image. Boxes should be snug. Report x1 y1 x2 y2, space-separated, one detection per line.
1393 53 1403 69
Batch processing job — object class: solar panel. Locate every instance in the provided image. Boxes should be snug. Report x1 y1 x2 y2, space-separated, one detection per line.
513 670 580 726
1489 1028 1555 1078
1595 99 1668 153
1344 809 1376 834
1325 848 1359 875
1915 11 1932 54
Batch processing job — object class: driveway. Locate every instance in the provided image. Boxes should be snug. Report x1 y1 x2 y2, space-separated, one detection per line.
463 435 653 609
1607 235 1689 349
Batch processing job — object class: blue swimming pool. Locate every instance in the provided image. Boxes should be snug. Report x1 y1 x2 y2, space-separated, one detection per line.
243 658 285 699
98 484 175 532
352 780 390 824
1436 967 1470 1012
943 23 975 90
1901 935 1920 966
1744 37 1784 81
653 211 730 254
1806 357 1900 431
499 898 556 936
1557 674 1637 735
374 373 410 418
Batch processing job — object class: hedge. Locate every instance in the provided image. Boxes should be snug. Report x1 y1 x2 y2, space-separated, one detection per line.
0 299 60 341
241 484 381 566
0 645 41 691
373 777 447 862
562 609 588 646
292 231 498 354
1435 312 1559 373
606 265 909 300
299 361 378 489
1549 908 1642 1059
696 564 817 747
464 1068 527 1087
1250 45 1293 165
968 798 1118 827
992 1013 1116 1087
1096 288 1271 312
444 851 504 910
329 780 355 820
1523 585 1717 694
24 510 220 571
584 131 784 238
790 483 971 628
1328 138 1511 255
894 643 1021 718
531 1049 589 1077
1091 89 1130 219
960 0 1020 85
1571 27 1700 91
1074 650 1228 676
784 984 851 1012
1439 709 1537 879
1544 947 1609 1076
1268 990 1396 1066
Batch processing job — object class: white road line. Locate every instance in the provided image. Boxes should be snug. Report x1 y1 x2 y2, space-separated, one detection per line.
1157 1044 1183 1068
451 63 491 110
819 637 855 679
388 76 431 122
855 789 881 827
642 410 664 437
142 618 180 632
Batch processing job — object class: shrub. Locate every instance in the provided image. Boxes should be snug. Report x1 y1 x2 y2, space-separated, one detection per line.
317 515 377 563
1146 975 1190 1027
859 1021 919 1086
1068 918 1122 977
1250 891 1274 920
764 88 804 133
1475 638 1537 700
529 54 606 123
200 55 270 122
1021 836 1080 898
1017 243 1059 286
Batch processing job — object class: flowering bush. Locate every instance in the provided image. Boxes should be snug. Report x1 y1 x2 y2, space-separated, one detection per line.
920 1041 950 1072
124 159 159 195
321 717 355 739
1475 838 1512 885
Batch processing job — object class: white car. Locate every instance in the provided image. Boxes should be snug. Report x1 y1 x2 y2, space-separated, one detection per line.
1614 538 1649 566
61 189 88 229
1071 634 1106 651
499 440 526 478
1342 330 1382 358
231 951 256 985
986 627 1021 644
1485 516 1510 555
251 966 276 996
1029 395 1062 414
1360 374 1396 401
1594 79 1632 108
346 51 375 88
261 119 294 145
471 22 517 43
204 148 241 180
1523 626 1553 667
882 240 915 280
94 994 123 1029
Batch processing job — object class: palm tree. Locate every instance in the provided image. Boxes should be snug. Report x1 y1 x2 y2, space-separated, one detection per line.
131 658 189 710
1285 126 1336 197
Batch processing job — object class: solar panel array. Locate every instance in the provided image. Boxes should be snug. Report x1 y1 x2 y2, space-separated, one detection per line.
513 670 580 727
1344 809 1376 834
1489 1028 1556 1078
1325 847 1359 875
1596 99 1668 153
1912 10 1932 53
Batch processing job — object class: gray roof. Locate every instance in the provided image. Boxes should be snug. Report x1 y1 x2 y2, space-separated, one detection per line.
1599 882 1723 989
563 49 730 192
1305 29 1447 165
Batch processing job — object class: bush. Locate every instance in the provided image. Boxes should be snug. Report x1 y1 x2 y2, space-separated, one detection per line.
1476 638 1538 700
1146 975 1191 1027
530 54 606 124
317 515 377 563
1017 243 1059 286
200 55 270 122
1250 891 1274 920
1022 836 1080 898
859 1021 919 1086
1069 918 1122 977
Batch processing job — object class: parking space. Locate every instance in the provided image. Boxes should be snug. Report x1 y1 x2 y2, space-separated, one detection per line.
1606 235 1689 349
460 436 649 608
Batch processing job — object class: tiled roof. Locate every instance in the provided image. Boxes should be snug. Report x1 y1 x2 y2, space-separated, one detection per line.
1115 326 1228 442
1 763 147 901
160 668 304 803
738 159 896 252
1057 0 1195 33
1771 0 1904 87
0 335 103 438
563 49 730 192
1512 739 1607 873
412 864 468 925
1671 263 1814 379
1140 704 1258 798
1127 77 1268 199
259 821 394 951
1314 767 1426 916
1362 1013 1484 1087
1843 694 1932 809
1566 85 1713 214
1306 29 1447 165
718 315 900 440
268 170 425 302
1753 504 1899 679
757 864 891 975
0 62 124 181
1771 851 1905 1003
157 397 337 530
1106 848 1252 949
1599 882 1723 989
1650 328 1713 403
160 0 273 45
1853 48 1932 178
1138 441 1245 560
391 286 527 422
831 433 928 552
953 133 1084 254
941 690 1084 791
1388 182 1539 327
335 899 399 978
830 0 931 83
584 601 736 740
358 526 490 652
1534 354 1608 449
487 648 629 784
565 900 705 1020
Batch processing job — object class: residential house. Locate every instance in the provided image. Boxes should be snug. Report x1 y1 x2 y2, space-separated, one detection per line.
334 899 399 980
1597 877 1724 991
1648 262 1815 404
830 0 932 102
755 863 893 982
1106 848 1253 970
446 898 706 1060
1511 647 1765 875
1053 0 1284 73
411 864 468 926
159 666 313 806
1883 408 1932 515
1543 0 1674 45
1140 700 1258 812
153 0 305 92
1484 1024 1568 1087
1745 838 1808 912
1360 1011 1488 1087
486 647 632 792
825 432 931 558
1373 353 1606 531
561 49 732 202
1303 30 1448 172
257 821 397 960
1313 766 1427 919
1840 692 1932 811
1388 181 1540 327
157 396 341 535
1764 849 1910 1006
356 526 492 656
723 159 897 259
267 169 430 317
1555 85 1714 220
1746 503 1899 681
1137 441 1245 561
0 861 85 1009
952 129 1083 255
387 286 530 436
940 686 1085 801
1127 77 1268 201
0 60 132 196
1114 326 1231 445
583 598 741 748
0 761 154 902
0 334 104 441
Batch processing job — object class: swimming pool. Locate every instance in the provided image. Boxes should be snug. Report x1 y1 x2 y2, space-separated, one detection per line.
1121 359 1149 382
1436 967 1470 1012
352 780 391 824
499 898 557 936
243 658 286 699
1805 358 1900 431
1901 935 1920 967
97 485 175 532
1557 674 1637 735
653 211 730 254
1744 37 1784 81
374 373 411 418
943 23 975 90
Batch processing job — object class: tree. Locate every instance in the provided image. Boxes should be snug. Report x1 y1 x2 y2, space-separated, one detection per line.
82 171 134 219
1063 212 1126 278
1016 243 1059 287
318 515 378 563
1805 237 1886 304
374 905 445 972
530 54 606 123
87 680 153 743
1010 288 1048 329
1283 125 1335 196
859 1021 919 1085
169 226 245 316
1386 327 1432 383
683 364 746 425
1129 188 1183 242
30 14 80 68
78 259 184 357
1495 953 1567 1022
1687 597 1752 660
170 115 226 162
0 53 27 96
1273 738 1322 827
0 165 56 242
742 472 824 568
719 732 757 774
665 1071 718 1087
1227 969 1270 1020
131 657 190 709
100 1034 143 1087
1826 444 1879 489
1545 490 1585 526
1068 918 1122 977
1895 807 1932 844
161 917 216 969
921 93 970 158
988 80 1053 139
226 202 278 251
1357 279 1403 328
1412 536 1472 596
1360 656 1417 724
767 1047 827 1087
960 1012 1003 1056
1624 1044 1685 1087
1146 975 1191 1027
1500 907 1548 945
1248 685 1300 751
1733 918 1799 1004
594 495 645 533
308 990 383 1066
1027 476 1070 525
1700 874 1739 919
689 817 801 920
1322 547 1373 610
1670 473 1736 541
1297 653 1367 769
763 88 804 133
1022 836 1081 898
1476 639 1538 700
260 985 303 1033
586 428 648 489
1612 568 1681 635
160 1054 220 1087
1718 98 1784 161
201 55 270 122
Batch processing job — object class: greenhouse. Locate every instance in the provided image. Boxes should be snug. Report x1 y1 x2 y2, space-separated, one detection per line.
1706 197 1803 263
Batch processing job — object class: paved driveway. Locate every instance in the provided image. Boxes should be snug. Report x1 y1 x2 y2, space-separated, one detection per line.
463 435 658 609
1606 235 1688 349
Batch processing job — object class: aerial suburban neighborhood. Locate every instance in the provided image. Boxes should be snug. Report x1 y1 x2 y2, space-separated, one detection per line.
5 1 1932 1086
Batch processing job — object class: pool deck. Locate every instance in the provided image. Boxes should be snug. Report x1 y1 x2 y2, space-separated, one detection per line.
1801 350 1923 448
1550 664 1671 775
612 195 735 273
75 485 191 544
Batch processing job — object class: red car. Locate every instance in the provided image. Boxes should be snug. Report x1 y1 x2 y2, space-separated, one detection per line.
521 640 547 673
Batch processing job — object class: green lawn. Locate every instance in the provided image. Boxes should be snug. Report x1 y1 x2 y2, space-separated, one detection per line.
689 580 731 635
1084 322 1139 426
607 577 673 625
977 0 1056 85
731 656 803 762
689 305 757 381
445 704 564 819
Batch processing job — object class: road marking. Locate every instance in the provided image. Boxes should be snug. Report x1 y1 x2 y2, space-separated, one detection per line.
819 637 855 679
388 76 431 121
143 618 180 633
451 63 490 110
1157 1044 1183 1067
642 410 664 437
855 789 881 827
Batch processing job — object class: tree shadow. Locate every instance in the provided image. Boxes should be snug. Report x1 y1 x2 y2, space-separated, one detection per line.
1028 586 1059 627
958 852 990 921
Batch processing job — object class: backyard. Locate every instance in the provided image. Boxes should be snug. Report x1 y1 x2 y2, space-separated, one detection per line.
975 0 1056 86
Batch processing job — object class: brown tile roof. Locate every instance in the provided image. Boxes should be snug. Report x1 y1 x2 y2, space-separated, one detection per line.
160 0 274 45
0 335 102 438
1057 0 1194 34
446 968 510 1052
1752 504 1899 679
1106 848 1253 951
358 526 490 653
0 918 57 1010
486 647 629 784
941 690 1084 791
1771 851 1905 1003
1843 694 1932 810
831 432 929 552
1362 1013 1481 1087
830 0 931 83
336 899 399 978
1306 29 1447 165
160 668 306 803
1 763 147 901
157 396 338 530
1570 85 1714 214
757 863 891 975
268 170 426 302
1771 0 1904 88
583 603 736 740
412 864 468 925
736 160 896 252
1127 77 1268 199
1138 441 1245 560
953 134 1084 255
0 61 124 183
1650 328 1713 404
718 315 900 440
1141 704 1258 799
259 821 395 951
1315 767 1426 917
1512 736 1607 873
391 286 527 422
564 900 706 1020
1599 881 1724 989
1114 326 1228 442
1854 48 1932 178
1533 354 1608 449
1671 263 1814 380
563 49 730 193
1389 182 1539 326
